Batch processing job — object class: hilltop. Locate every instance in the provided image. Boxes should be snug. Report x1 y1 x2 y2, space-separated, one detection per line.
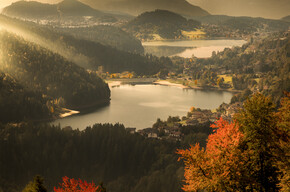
281 15 290 22
123 9 201 41
2 0 121 23
82 0 209 17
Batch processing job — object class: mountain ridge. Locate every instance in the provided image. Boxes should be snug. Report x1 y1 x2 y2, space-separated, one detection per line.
81 0 210 17
2 0 114 19
123 9 201 41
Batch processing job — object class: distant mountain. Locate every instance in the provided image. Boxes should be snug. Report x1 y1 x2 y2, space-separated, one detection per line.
57 0 103 17
123 9 201 41
81 0 209 17
191 15 290 34
2 1 57 18
2 0 115 20
281 15 290 22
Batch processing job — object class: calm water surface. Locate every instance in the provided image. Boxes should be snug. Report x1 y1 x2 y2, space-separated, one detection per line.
143 39 247 58
53 85 234 130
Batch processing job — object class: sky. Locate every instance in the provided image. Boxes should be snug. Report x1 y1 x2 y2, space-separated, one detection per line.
1 0 289 19
187 0 290 19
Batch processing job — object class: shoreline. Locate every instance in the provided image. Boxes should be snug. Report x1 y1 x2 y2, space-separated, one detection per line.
106 78 242 93
154 80 242 93
59 108 80 118
108 81 122 88
153 80 190 89
142 37 246 43
56 99 110 119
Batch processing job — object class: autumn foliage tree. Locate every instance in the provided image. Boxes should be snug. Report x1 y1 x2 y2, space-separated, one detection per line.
54 177 105 192
178 93 290 191
275 93 290 191
235 93 281 191
177 118 246 191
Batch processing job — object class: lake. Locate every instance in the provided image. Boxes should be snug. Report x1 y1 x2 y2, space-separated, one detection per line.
143 39 247 58
52 84 234 130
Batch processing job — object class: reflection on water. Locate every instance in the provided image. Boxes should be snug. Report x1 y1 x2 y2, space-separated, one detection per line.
143 39 247 58
52 84 234 130
144 46 188 57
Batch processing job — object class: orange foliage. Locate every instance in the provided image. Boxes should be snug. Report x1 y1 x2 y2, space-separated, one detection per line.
54 177 101 192
189 107 195 112
177 118 246 191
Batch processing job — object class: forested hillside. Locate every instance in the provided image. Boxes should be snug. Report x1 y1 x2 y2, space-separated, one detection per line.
191 15 290 37
55 25 144 54
123 9 201 41
170 32 289 104
0 15 167 75
0 123 183 192
0 31 110 110
0 72 50 123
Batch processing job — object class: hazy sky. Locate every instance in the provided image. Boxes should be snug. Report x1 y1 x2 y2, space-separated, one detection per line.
188 0 290 19
1 0 289 19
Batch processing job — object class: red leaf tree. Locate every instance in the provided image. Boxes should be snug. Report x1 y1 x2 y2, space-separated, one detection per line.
178 93 290 191
54 176 105 192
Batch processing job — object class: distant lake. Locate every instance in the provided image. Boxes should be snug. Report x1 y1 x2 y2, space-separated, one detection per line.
52 84 234 130
143 39 247 58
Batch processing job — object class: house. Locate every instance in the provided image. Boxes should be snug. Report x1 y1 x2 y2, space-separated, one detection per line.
139 128 159 139
148 132 158 138
126 128 136 134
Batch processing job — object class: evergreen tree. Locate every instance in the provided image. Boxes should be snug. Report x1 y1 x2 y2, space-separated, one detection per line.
22 176 47 192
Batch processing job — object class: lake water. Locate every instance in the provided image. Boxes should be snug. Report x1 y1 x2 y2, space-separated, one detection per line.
53 84 234 130
143 39 247 58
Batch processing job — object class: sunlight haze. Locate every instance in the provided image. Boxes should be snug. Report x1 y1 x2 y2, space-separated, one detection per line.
1 0 289 19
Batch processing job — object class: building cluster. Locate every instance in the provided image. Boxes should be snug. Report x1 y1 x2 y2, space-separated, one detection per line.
137 125 184 141
186 109 219 125
124 101 244 142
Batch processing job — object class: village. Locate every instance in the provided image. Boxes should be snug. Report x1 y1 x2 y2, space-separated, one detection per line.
126 101 243 141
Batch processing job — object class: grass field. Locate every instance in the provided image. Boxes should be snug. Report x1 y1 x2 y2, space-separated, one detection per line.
181 29 206 39
218 75 233 84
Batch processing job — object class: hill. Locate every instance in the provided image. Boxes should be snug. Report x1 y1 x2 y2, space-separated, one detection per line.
0 15 166 75
55 25 144 54
82 0 209 17
281 15 290 22
57 0 103 17
2 1 57 18
123 9 201 41
0 72 51 123
190 15 290 38
2 0 119 23
0 30 110 110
